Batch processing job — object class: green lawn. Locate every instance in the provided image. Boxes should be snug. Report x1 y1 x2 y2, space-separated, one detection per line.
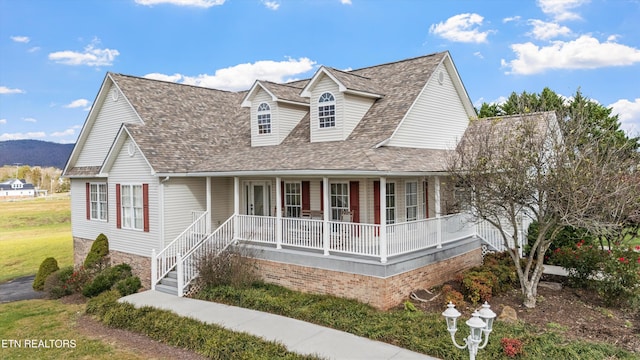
0 299 148 360
0 196 72 282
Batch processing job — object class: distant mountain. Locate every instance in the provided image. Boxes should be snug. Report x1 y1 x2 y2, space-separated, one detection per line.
0 140 75 169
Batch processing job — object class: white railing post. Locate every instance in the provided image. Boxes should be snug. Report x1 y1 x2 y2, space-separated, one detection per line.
323 177 330 256
276 177 282 249
176 253 184 297
437 217 443 248
233 177 240 240
151 248 157 290
380 177 387 264
435 177 442 248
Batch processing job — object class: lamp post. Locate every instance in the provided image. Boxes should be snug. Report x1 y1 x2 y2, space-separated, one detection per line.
442 301 496 360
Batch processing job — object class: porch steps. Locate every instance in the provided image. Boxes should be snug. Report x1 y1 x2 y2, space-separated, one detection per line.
155 270 178 295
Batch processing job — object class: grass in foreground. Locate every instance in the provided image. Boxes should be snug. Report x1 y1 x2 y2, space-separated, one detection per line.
0 197 72 282
195 282 637 360
0 299 147 360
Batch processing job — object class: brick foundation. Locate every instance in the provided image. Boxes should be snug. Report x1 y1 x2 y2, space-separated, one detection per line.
254 248 482 310
73 237 152 290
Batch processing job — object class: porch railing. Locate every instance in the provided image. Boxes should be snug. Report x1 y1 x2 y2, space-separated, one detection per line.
152 210 209 290
175 215 235 296
282 217 324 249
476 219 523 256
236 214 276 244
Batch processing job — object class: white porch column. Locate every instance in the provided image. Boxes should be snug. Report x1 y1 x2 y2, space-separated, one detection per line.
322 177 330 256
379 177 387 263
435 176 442 248
206 177 212 233
275 177 282 249
233 177 240 241
151 248 157 290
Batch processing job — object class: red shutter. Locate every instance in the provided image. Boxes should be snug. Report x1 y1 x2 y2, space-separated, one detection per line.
86 183 91 220
143 184 149 232
349 181 360 223
320 181 324 211
302 181 310 211
373 181 380 225
424 181 429 218
115 184 121 229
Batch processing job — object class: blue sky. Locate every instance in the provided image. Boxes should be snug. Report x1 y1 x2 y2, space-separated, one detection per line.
1 0 639 144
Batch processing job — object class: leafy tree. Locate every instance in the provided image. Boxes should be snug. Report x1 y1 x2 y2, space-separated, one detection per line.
454 89 640 308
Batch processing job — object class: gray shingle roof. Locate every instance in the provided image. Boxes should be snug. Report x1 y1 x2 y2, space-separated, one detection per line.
103 52 453 174
259 81 308 104
323 67 384 96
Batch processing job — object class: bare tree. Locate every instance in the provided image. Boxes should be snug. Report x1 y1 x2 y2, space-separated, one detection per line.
449 111 640 308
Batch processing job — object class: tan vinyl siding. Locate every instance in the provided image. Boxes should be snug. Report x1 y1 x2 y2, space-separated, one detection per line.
278 103 307 144
310 76 343 143
76 85 141 166
108 138 158 257
70 179 111 241
343 94 375 139
162 178 206 246
211 177 234 228
250 90 278 147
388 62 469 149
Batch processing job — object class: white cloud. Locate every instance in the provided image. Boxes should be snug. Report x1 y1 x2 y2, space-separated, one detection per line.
50 128 76 137
10 36 30 43
0 119 6 124
609 98 640 136
537 0 588 21
0 132 46 141
473 52 484 59
135 0 225 7
64 99 91 110
502 35 640 75
28 47 41 53
527 19 571 40
503 16 521 23
23 117 37 123
262 1 279 10
0 86 25 94
49 39 119 67
341 0 352 4
145 57 316 91
429 13 494 43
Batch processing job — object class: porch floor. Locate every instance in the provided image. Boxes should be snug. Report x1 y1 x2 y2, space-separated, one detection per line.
120 290 436 360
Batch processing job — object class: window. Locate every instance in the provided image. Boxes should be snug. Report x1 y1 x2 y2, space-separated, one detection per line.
406 181 418 221
90 183 107 221
386 182 396 224
121 184 143 230
330 183 349 220
257 102 271 134
284 182 301 218
318 92 335 128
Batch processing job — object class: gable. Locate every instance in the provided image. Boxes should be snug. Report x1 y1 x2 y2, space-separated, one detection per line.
386 59 474 150
66 76 143 174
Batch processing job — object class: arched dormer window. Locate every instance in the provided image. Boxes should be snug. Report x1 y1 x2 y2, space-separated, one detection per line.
318 92 336 128
257 102 271 134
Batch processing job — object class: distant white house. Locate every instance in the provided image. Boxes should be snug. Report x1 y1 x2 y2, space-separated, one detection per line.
0 179 36 198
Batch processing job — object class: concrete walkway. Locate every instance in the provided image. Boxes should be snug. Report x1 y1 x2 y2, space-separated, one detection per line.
120 291 438 360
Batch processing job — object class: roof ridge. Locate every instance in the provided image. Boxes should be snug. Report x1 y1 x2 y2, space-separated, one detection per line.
482 111 556 121
108 72 239 94
259 79 305 90
348 51 447 73
324 66 372 80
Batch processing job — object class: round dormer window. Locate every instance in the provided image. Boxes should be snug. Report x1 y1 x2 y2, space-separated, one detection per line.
438 71 445 85
112 88 119 101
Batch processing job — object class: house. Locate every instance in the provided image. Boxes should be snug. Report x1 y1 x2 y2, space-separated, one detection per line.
64 51 498 309
0 179 36 198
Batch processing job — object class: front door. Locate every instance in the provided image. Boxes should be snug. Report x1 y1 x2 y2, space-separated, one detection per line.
245 181 271 216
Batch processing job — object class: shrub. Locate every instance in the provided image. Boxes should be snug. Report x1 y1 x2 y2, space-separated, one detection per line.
65 266 90 293
525 221 593 262
43 266 74 299
86 289 121 317
84 233 109 270
441 284 465 307
82 263 133 298
460 270 496 304
501 337 524 357
195 246 259 289
597 247 640 307
33 257 59 291
115 276 142 296
551 241 603 288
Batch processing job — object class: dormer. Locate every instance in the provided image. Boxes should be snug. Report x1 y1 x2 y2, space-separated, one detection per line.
241 81 308 147
300 67 383 143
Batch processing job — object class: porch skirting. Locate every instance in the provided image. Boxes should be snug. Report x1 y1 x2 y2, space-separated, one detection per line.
73 236 152 290
250 237 482 310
